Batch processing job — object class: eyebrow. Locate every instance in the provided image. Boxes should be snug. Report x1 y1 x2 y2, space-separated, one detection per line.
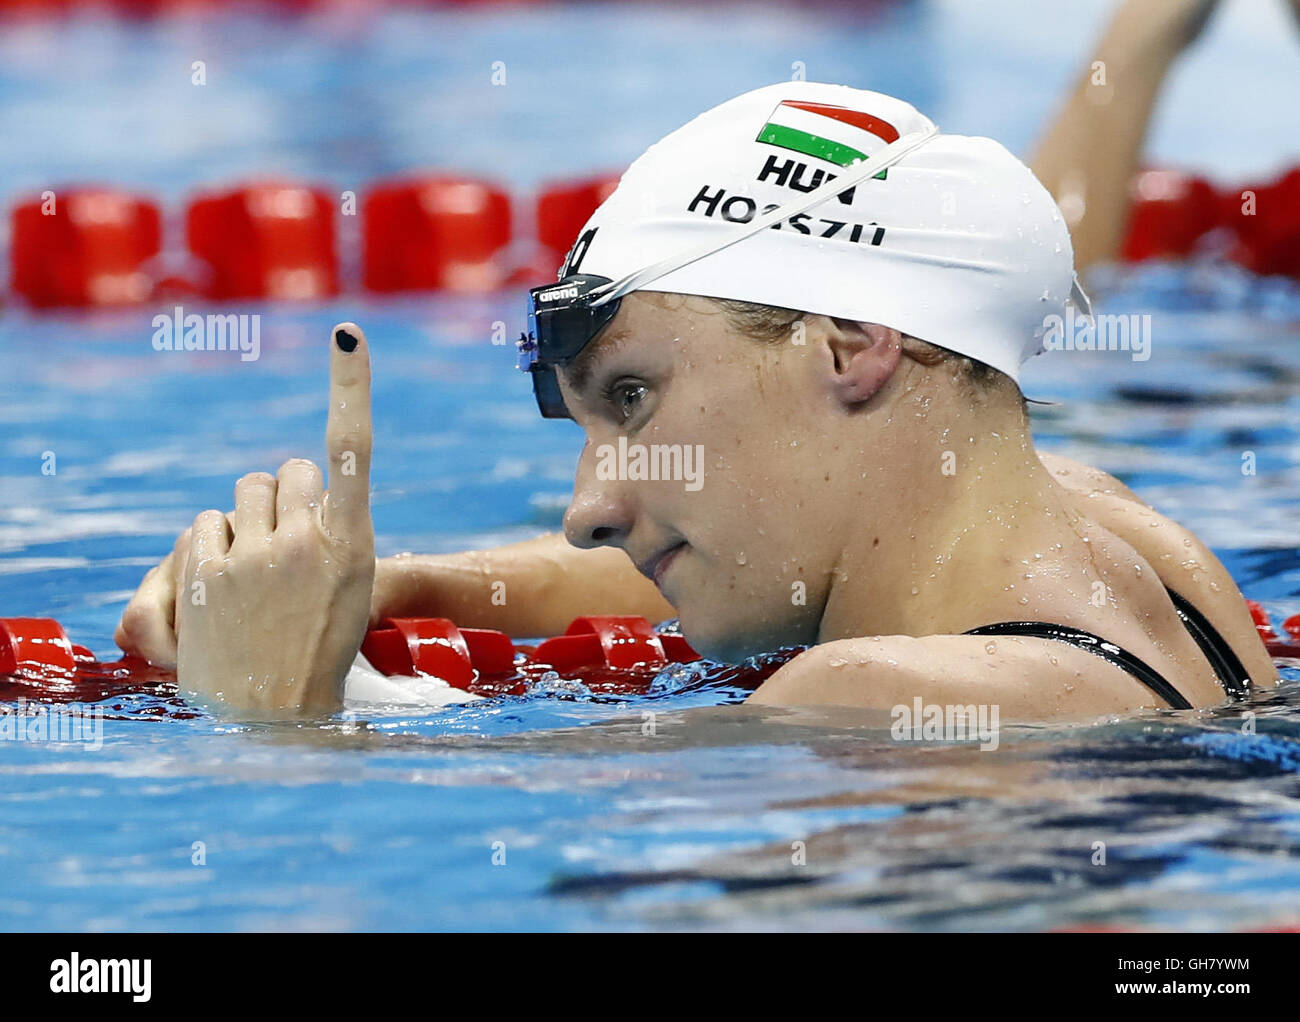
563 327 632 398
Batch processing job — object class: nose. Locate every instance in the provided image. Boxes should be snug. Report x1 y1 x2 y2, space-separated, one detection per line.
563 439 636 550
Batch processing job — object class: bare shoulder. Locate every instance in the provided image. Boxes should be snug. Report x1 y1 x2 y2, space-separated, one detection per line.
1037 449 1277 687
748 632 1177 720
751 452 1279 718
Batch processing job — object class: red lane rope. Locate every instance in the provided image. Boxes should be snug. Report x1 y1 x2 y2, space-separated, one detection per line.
8 165 1299 309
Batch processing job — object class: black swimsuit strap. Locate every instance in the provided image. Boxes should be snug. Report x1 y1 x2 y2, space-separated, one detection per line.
962 620 1194 710
1164 587 1251 699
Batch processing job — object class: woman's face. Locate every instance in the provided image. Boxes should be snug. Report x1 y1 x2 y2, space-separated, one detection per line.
558 291 854 662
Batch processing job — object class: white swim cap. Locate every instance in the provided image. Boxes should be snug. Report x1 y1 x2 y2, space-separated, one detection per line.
561 82 1083 385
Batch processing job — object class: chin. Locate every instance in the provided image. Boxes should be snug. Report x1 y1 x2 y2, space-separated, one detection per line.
678 610 796 664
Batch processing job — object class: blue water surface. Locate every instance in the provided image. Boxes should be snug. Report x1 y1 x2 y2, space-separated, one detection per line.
1 0 1299 931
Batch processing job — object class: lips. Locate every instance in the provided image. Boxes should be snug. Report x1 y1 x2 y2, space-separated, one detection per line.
640 542 686 587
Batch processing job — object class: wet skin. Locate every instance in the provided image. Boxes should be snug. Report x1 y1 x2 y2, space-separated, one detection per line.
556 292 1277 719
116 297 1278 721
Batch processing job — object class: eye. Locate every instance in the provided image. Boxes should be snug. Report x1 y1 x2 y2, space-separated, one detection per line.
602 379 648 423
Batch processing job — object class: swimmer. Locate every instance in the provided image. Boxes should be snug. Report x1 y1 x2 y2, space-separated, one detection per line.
1029 0 1300 270
115 77 1279 719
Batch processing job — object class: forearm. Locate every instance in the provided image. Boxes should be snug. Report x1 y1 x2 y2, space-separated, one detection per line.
1030 1 1207 271
372 532 677 637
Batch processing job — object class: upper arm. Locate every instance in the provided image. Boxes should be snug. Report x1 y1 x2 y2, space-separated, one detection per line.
1038 454 1276 688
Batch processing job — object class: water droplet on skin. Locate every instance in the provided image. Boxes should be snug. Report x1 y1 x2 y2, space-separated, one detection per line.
887 658 898 667
910 586 919 596
827 657 847 668
1134 564 1143 575
1018 595 1029 605
736 551 747 566
1049 655 1059 666
984 641 997 654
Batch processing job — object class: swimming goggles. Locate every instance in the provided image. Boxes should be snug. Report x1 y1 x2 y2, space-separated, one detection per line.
517 273 622 418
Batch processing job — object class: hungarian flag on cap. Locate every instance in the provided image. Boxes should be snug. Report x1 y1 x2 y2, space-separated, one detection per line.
757 99 900 169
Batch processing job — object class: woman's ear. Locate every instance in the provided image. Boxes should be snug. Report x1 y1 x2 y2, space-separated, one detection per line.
816 317 903 405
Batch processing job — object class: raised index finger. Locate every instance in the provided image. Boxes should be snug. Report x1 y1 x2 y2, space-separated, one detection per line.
323 322 372 536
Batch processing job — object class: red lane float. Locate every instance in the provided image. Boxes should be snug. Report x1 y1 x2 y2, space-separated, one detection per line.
10 163 1300 309
535 173 620 275
5 600 1294 712
360 614 709 698
1121 169 1221 263
0 617 184 713
1121 165 1300 277
361 616 516 688
363 175 512 293
1224 168 1300 280
1246 600 1300 659
186 181 338 301
1 613 737 707
10 188 160 307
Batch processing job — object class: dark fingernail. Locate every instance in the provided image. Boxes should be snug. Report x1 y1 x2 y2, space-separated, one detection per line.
335 328 359 353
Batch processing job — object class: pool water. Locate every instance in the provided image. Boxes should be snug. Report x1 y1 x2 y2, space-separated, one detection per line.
2 1 1300 932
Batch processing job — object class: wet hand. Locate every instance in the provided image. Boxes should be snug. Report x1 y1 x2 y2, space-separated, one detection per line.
114 526 192 669
173 323 377 716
